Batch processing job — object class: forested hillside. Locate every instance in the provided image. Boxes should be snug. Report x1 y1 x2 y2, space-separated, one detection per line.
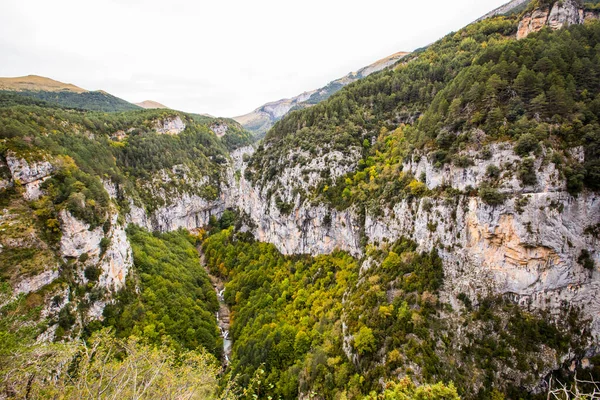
1 0 600 399
228 3 600 397
0 75 145 112
202 220 591 399
246 16 600 211
0 91 255 398
3 89 143 112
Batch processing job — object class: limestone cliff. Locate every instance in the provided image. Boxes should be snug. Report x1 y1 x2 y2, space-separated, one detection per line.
224 145 600 344
517 0 598 39
5 152 54 201
153 115 186 135
1 153 133 340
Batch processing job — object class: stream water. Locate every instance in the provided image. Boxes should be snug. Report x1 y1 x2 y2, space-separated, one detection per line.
198 246 232 365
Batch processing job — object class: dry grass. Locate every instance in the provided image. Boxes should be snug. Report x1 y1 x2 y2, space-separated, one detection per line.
135 100 169 109
0 75 86 93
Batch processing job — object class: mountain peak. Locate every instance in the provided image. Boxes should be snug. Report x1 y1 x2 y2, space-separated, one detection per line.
0 75 87 93
233 51 409 135
135 100 169 109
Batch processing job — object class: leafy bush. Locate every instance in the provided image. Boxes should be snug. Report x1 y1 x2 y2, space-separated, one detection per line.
518 158 538 186
486 164 501 180
84 265 101 282
354 326 377 355
478 184 506 206
363 377 460 400
1 329 221 399
578 249 595 270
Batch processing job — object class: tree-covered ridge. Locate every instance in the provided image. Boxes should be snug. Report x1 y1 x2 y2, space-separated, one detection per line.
0 95 252 227
245 16 600 210
0 89 142 112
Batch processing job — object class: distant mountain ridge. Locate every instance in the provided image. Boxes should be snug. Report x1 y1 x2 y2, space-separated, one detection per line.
0 75 86 93
233 51 409 136
476 0 532 21
0 75 140 112
135 100 169 109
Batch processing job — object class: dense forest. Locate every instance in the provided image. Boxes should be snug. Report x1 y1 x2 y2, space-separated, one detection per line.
0 89 142 112
1 1 600 399
200 220 591 399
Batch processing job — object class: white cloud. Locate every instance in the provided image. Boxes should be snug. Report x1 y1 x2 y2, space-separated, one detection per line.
0 0 509 117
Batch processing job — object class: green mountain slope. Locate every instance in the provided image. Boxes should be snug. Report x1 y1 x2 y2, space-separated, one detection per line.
0 91 250 350
14 89 141 112
0 75 141 112
246 15 600 209
2 1 600 399
233 52 409 136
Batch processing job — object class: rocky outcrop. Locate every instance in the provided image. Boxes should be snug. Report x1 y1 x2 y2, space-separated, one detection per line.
102 167 226 234
404 143 565 193
59 210 105 261
226 147 362 255
59 210 131 291
13 269 59 295
154 116 186 135
127 194 225 232
5 152 54 200
211 123 229 138
367 192 599 330
516 0 597 39
98 215 132 291
476 0 531 22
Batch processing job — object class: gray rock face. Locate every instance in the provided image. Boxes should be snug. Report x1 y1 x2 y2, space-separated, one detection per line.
5 152 54 200
226 144 600 339
367 193 600 332
404 143 565 193
127 194 225 232
211 123 229 138
154 116 186 135
103 170 225 234
547 0 584 29
14 269 59 295
225 147 362 255
517 0 592 39
98 214 132 291
59 210 131 292
59 209 105 262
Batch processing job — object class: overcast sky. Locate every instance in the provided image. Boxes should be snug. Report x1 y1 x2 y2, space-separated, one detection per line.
1 0 509 117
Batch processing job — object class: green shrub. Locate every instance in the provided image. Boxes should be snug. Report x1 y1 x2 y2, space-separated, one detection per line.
84 265 101 282
58 304 76 331
578 249 595 270
515 134 540 157
478 184 506 206
518 158 537 186
453 155 474 168
486 164 501 180
99 237 110 256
